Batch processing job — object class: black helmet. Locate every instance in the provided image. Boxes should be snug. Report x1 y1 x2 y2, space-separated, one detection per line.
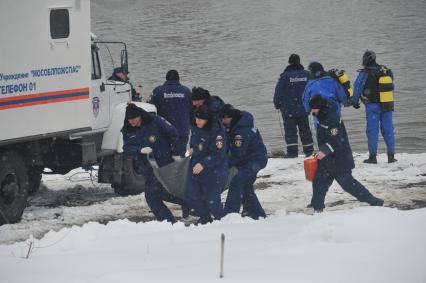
308 61 324 77
362 50 376 67
220 104 238 118
191 87 211 101
309 95 328 110
166 69 179 81
194 105 214 130
194 105 213 121
288 54 300 65
125 103 142 120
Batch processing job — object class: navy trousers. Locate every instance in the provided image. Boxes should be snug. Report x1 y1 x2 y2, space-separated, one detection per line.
145 170 187 223
311 165 377 210
282 115 314 156
225 163 266 219
185 173 226 224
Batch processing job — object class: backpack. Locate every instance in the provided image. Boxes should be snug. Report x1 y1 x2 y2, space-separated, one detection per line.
377 66 394 111
362 65 394 111
326 69 353 106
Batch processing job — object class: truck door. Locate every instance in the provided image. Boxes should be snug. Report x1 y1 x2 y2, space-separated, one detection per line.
90 45 110 130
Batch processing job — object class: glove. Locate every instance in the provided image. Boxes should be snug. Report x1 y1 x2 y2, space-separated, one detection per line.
193 163 204 175
344 101 352 107
140 147 153 154
315 151 326 160
353 103 360 109
186 148 193 157
172 155 182 161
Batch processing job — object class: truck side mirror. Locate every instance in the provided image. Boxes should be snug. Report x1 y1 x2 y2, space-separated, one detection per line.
120 49 128 74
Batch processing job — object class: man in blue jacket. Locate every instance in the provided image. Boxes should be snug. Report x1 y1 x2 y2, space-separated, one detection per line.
220 104 267 219
302 61 348 126
352 50 397 164
191 86 225 122
308 96 384 212
150 70 192 156
185 106 228 224
121 103 188 223
274 54 314 158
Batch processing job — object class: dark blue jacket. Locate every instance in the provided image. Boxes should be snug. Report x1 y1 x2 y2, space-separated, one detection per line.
189 122 228 182
150 80 192 137
226 111 267 168
316 103 354 175
303 76 347 116
274 64 310 118
206 96 225 119
122 115 183 174
191 96 225 122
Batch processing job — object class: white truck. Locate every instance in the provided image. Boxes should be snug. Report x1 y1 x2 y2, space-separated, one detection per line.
0 0 153 225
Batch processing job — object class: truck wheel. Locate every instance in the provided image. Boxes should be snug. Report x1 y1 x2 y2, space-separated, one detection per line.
112 155 145 196
112 183 143 196
28 167 43 195
0 151 29 225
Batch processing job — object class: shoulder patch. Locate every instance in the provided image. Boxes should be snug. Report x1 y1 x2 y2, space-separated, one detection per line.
234 134 243 148
216 135 224 150
330 128 338 136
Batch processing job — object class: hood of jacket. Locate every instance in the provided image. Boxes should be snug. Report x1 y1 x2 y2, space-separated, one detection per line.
283 63 305 73
232 111 254 130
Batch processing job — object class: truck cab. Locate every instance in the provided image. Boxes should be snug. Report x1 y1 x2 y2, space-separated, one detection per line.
0 0 153 225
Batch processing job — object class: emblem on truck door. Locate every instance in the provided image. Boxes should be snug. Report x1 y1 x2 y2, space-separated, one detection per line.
92 97 100 117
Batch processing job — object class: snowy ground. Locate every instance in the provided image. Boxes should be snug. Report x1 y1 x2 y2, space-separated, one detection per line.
0 153 426 282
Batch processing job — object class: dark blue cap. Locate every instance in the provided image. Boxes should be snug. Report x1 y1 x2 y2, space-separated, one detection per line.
113 67 129 74
309 95 327 110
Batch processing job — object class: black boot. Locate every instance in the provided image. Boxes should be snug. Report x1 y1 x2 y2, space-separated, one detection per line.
304 150 314 158
369 197 384 207
388 153 397 163
363 154 377 164
283 153 298 159
182 205 191 219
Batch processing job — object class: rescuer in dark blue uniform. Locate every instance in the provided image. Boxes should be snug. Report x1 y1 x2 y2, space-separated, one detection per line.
121 103 188 223
109 67 142 102
352 50 397 164
220 104 267 219
274 54 314 158
308 96 384 212
191 87 225 122
303 62 348 127
150 70 192 156
185 106 228 224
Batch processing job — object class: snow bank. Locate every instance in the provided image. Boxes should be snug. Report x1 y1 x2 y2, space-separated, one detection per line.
1 207 425 283
0 153 426 282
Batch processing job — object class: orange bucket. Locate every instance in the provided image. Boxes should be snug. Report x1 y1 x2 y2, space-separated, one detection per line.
304 157 318 182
